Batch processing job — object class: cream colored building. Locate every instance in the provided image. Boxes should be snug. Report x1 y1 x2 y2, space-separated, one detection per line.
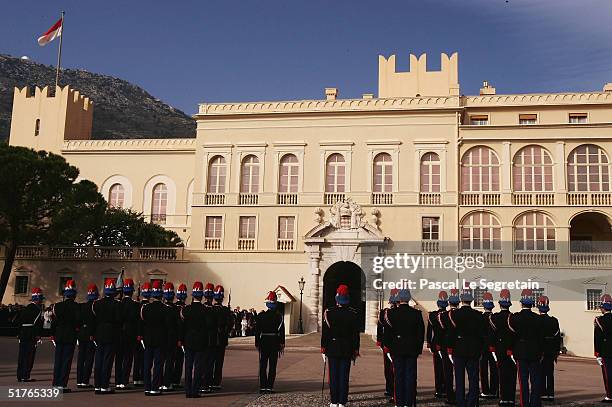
3 52 612 357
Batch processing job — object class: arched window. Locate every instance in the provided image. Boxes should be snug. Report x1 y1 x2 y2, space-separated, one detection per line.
373 153 393 193
108 183 125 208
34 119 40 137
151 183 168 223
515 212 555 251
325 153 346 193
461 147 500 192
461 211 501 251
567 144 610 192
513 146 553 191
420 152 440 192
279 154 299 193
240 155 260 193
207 156 227 194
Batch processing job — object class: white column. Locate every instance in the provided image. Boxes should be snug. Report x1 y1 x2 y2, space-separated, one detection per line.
306 247 322 332
555 142 567 193
501 142 512 193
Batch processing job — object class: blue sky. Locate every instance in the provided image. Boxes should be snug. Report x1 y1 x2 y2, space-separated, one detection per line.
4 0 612 114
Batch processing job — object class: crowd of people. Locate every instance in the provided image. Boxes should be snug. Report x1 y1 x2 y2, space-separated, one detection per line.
230 307 257 337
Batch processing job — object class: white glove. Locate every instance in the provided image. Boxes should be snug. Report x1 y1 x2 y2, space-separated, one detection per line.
181 346 185 353
93 340 98 347
76 339 79 347
597 357 604 366
492 352 498 363
448 354 454 365
141 339 146 350
321 353 327 363
52 339 56 347
386 353 393 363
510 355 516 365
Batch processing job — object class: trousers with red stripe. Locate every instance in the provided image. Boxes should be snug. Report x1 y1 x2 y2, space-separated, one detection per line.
602 357 612 399
517 359 542 407
328 357 351 405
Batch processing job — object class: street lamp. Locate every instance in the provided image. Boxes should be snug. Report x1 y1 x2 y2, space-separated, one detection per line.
298 276 306 334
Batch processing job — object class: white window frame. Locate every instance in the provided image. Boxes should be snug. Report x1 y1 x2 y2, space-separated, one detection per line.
319 142 353 193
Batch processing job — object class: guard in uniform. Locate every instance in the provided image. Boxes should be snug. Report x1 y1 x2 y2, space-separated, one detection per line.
212 285 234 390
427 290 449 400
140 280 167 396
437 288 460 405
51 279 80 392
378 288 399 400
447 289 485 407
162 282 180 391
15 287 44 382
116 279 139 389
133 282 151 386
537 296 560 402
489 289 516 406
93 279 121 394
173 283 188 387
181 282 206 398
201 282 218 393
255 291 285 393
596 294 612 403
76 284 98 388
508 289 544 407
383 288 423 407
480 292 499 399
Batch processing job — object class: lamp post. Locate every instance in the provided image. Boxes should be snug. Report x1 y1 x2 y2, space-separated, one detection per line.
298 276 306 334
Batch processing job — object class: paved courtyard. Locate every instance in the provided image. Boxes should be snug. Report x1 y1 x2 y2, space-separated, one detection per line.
0 334 603 406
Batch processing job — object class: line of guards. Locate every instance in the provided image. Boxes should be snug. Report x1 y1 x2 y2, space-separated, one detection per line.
13 278 287 398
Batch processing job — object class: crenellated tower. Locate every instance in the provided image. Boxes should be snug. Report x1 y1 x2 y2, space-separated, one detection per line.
9 85 93 153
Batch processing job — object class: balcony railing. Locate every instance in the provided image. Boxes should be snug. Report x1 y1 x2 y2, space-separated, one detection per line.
324 193 345 205
205 193 225 205
277 193 298 205
371 192 393 205
421 240 440 253
204 238 221 250
568 192 612 206
238 238 255 251
460 193 501 206
512 193 555 206
277 239 295 251
459 251 503 265
513 252 558 267
151 214 167 224
15 245 184 261
570 252 612 267
419 193 441 205
239 193 259 205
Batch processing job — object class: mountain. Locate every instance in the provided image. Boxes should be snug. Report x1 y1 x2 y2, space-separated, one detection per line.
0 54 196 141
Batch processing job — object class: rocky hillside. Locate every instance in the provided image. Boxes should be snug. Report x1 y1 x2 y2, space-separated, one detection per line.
0 54 195 140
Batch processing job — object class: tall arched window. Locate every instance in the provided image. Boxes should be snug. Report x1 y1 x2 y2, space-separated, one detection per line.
515 212 556 251
279 154 299 193
420 152 440 192
240 155 260 193
151 183 168 223
207 156 227 194
461 211 501 251
567 144 610 192
325 153 346 192
373 153 393 193
461 147 500 192
108 183 125 208
513 145 553 191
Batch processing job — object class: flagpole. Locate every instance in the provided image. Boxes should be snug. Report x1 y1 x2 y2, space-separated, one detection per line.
55 11 65 88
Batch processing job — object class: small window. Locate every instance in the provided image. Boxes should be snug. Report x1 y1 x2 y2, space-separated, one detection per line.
530 287 545 304
470 115 489 125
473 287 488 307
422 217 440 240
519 114 537 125
569 113 588 124
587 288 603 311
58 276 72 296
239 216 256 239
34 119 40 136
278 216 295 240
205 216 223 238
14 276 28 295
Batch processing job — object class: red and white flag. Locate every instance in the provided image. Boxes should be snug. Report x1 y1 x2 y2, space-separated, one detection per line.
37 17 63 47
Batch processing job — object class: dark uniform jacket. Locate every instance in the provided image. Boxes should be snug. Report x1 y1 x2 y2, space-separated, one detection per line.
482 310 496 353
383 304 424 357
164 302 180 348
376 307 389 347
489 309 513 356
213 304 234 347
204 303 218 347
51 298 80 344
595 312 612 358
92 296 121 344
181 301 207 351
77 301 96 343
119 297 140 342
427 309 445 351
15 303 43 341
140 300 168 348
540 313 561 357
321 305 360 359
508 308 544 361
447 305 485 359
255 309 285 353
437 308 458 351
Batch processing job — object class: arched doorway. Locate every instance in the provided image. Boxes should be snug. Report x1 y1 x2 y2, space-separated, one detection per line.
323 261 366 331
570 212 612 252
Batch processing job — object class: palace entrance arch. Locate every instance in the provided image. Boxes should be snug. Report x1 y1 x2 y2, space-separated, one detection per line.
323 261 366 331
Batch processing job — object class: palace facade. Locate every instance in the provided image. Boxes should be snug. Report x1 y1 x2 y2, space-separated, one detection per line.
3 52 612 357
